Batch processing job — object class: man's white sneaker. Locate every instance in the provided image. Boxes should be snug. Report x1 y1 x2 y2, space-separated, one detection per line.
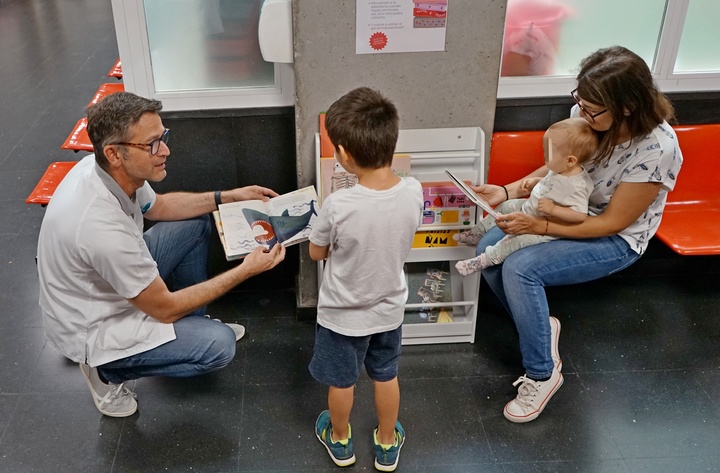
503 367 563 423
226 323 245 341
549 316 562 372
204 315 245 341
79 363 137 417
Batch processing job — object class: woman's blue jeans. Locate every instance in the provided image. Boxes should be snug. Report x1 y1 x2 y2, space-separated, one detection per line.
478 226 641 379
98 215 236 384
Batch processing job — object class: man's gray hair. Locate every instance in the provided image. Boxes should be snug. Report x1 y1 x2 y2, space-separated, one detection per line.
86 91 163 170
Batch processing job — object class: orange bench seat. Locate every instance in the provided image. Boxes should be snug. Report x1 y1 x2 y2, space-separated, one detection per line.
487 130 545 185
61 118 93 152
25 161 77 205
488 125 720 256
87 82 125 107
655 124 720 255
107 58 122 79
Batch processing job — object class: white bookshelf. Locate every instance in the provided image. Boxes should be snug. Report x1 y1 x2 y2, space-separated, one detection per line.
315 126 485 345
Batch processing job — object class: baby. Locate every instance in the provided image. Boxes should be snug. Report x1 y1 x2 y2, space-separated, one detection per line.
455 117 598 275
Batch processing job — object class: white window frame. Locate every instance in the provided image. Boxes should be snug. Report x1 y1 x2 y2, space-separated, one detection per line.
111 0 294 111
497 0 720 99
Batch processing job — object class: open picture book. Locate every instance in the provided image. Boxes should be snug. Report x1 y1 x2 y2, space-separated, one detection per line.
213 185 319 260
444 169 500 219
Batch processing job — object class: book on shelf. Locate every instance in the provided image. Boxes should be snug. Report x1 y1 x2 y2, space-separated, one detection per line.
403 261 454 324
420 180 476 228
213 185 319 261
318 154 411 203
319 112 335 158
412 229 459 248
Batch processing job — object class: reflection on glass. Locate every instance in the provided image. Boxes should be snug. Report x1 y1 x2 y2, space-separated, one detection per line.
501 0 570 77
675 0 720 73
501 0 666 78
144 0 274 92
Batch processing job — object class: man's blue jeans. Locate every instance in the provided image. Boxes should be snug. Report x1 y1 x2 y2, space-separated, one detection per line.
478 226 641 380
98 215 236 384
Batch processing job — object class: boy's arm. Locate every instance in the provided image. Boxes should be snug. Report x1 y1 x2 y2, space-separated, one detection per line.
309 242 329 261
537 197 587 223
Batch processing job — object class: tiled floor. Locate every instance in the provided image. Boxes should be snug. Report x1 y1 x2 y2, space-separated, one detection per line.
1 1 720 472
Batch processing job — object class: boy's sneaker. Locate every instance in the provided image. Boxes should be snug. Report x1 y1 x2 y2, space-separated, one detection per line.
79 363 137 417
315 410 355 467
373 421 405 472
503 367 563 423
549 316 562 371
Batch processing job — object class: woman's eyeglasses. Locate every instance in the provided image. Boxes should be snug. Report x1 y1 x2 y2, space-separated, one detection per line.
571 89 607 123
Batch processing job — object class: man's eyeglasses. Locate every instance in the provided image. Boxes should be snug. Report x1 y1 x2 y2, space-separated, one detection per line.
571 89 607 123
114 128 170 156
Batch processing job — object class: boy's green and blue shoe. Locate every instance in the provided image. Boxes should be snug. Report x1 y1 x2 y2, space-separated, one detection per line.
373 421 405 472
315 410 356 467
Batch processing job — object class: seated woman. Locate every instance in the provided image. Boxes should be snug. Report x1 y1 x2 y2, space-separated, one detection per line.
466 46 683 423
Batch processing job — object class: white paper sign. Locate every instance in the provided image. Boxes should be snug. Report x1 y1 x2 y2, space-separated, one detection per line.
356 0 448 54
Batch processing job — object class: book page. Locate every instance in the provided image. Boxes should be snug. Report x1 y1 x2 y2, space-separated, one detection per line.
265 185 319 246
444 169 500 219
218 200 269 259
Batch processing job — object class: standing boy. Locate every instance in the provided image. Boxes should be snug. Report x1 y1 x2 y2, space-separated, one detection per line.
308 87 423 471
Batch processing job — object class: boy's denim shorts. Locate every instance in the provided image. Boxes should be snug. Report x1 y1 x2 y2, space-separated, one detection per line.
309 324 402 388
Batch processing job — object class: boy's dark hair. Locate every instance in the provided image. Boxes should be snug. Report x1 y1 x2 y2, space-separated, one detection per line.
324 87 399 169
86 91 163 171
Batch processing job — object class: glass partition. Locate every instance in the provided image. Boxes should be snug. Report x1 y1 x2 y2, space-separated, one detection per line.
674 0 720 72
112 0 293 111
501 0 666 78
144 0 274 92
498 0 720 97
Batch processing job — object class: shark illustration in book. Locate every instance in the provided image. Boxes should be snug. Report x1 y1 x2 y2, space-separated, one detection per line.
242 200 318 247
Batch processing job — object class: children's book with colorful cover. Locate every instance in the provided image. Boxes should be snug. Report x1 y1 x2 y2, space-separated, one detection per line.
214 186 319 260
420 181 476 228
318 112 335 158
318 155 411 203
403 261 454 324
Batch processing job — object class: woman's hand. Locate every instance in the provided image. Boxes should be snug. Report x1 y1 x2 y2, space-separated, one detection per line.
495 212 544 235
470 184 507 206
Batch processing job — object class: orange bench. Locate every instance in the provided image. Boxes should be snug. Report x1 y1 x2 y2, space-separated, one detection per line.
107 58 122 79
488 125 720 256
61 118 93 152
87 82 125 107
25 161 77 205
487 131 545 185
655 124 720 255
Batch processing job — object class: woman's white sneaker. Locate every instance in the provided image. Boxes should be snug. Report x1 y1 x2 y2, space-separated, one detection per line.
503 367 563 423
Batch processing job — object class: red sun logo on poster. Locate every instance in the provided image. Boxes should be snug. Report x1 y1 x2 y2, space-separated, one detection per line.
369 32 388 51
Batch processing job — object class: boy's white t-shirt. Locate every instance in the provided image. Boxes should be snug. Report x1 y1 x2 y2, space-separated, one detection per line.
310 177 423 337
